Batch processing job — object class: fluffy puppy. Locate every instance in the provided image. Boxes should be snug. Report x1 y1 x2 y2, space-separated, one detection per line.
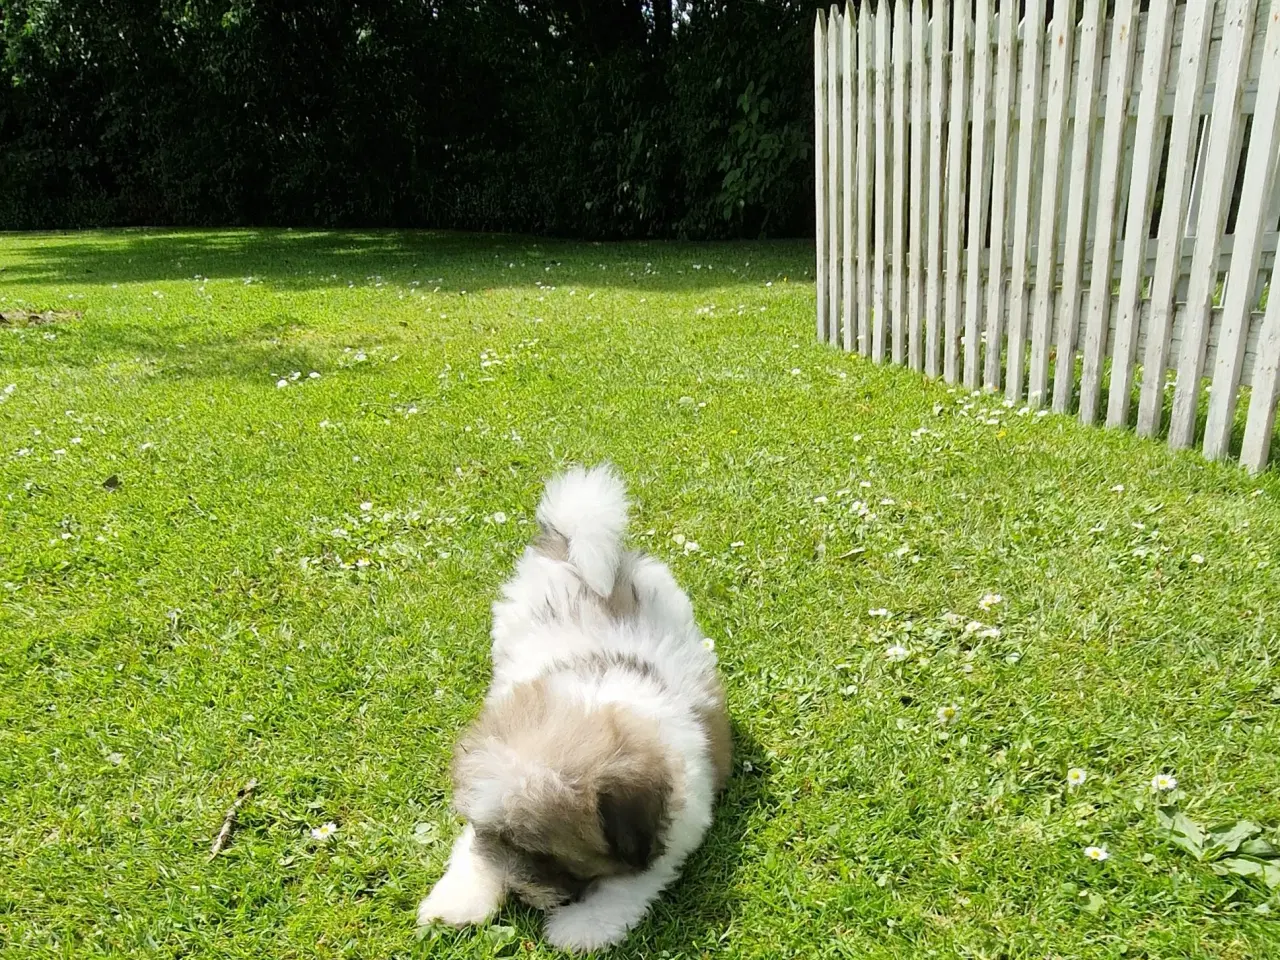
417 465 731 952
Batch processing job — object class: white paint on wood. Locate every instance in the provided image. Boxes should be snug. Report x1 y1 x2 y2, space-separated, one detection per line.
1136 0 1215 436
858 4 872 356
909 0 927 372
983 0 1018 391
815 11 828 344
964 0 993 390
828 6 842 348
926 0 949 376
1202 3 1280 460
943 0 970 383
873 9 890 362
1078 0 1138 425
1106 0 1175 428
892 0 909 365
842 10 855 352
1005 0 1045 402
1029 0 1076 407
1052 0 1106 413
1241 258 1280 471
1168 0 1257 448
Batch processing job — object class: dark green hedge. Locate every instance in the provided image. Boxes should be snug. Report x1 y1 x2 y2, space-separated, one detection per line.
0 1 821 238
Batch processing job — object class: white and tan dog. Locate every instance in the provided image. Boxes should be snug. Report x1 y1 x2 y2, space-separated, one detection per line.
418 465 730 952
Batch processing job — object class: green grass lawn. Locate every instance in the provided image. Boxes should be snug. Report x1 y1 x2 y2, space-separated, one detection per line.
2 229 1279 959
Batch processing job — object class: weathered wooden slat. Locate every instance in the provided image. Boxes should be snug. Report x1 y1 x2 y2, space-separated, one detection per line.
1005 0 1045 402
1136 0 1215 436
815 10 828 344
983 0 1018 391
1052 0 1106 413
857 4 872 355
943 0 970 383
963 0 993 390
827 6 842 347
1106 0 1176 428
1202 3 1280 461
1241 258 1280 471
892 0 908 365
926 0 949 376
842 10 855 352
1078 0 1139 425
1168 0 1257 449
1028 0 1076 407
873 8 890 362
908 0 927 372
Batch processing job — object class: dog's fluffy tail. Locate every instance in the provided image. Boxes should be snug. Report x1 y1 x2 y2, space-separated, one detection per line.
536 464 629 598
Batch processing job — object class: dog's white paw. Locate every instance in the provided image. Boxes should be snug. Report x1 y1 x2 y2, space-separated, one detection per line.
543 903 629 953
416 881 498 928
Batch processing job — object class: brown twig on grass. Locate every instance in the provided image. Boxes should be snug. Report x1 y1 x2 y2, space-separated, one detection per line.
208 778 258 860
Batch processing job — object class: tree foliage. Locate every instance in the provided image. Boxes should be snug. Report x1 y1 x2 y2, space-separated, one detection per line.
0 0 820 237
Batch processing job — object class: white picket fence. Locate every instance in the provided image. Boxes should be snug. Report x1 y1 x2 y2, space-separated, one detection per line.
814 0 1280 472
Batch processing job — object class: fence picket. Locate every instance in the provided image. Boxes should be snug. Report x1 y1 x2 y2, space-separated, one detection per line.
1052 0 1105 413
964 0 993 390
1028 0 1075 407
814 11 828 345
842 10 855 352
827 6 842 347
1203 5 1280 461
908 0 927 371
892 0 908 365
926 0 948 376
943 0 970 383
1105 0 1175 428
1005 0 1044 402
1242 259 1280 472
1078 0 1138 425
1136 2 1214 436
857 4 872 355
983 0 1017 391
1169 0 1258 449
873 9 889 361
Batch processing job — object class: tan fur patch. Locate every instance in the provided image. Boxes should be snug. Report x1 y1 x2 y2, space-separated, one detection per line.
453 679 674 899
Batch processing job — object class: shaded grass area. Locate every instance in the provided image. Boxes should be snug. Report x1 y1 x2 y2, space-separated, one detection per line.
1 229 1279 959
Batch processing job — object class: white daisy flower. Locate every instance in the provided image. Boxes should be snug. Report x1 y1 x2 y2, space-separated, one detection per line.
360 502 372 511
355 558 370 569
1110 484 1125 493
936 704 960 725
813 495 828 504
1190 554 1204 565
964 620 984 635
869 608 891 618
885 644 910 662
684 540 700 553
309 371 321 379
492 511 508 524
1083 845 1110 862
310 822 338 842
978 627 1002 639
1150 773 1178 792
702 637 716 652
978 593 1003 611
1067 767 1088 788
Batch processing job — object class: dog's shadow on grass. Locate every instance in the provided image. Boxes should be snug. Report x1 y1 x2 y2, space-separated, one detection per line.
428 720 773 957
